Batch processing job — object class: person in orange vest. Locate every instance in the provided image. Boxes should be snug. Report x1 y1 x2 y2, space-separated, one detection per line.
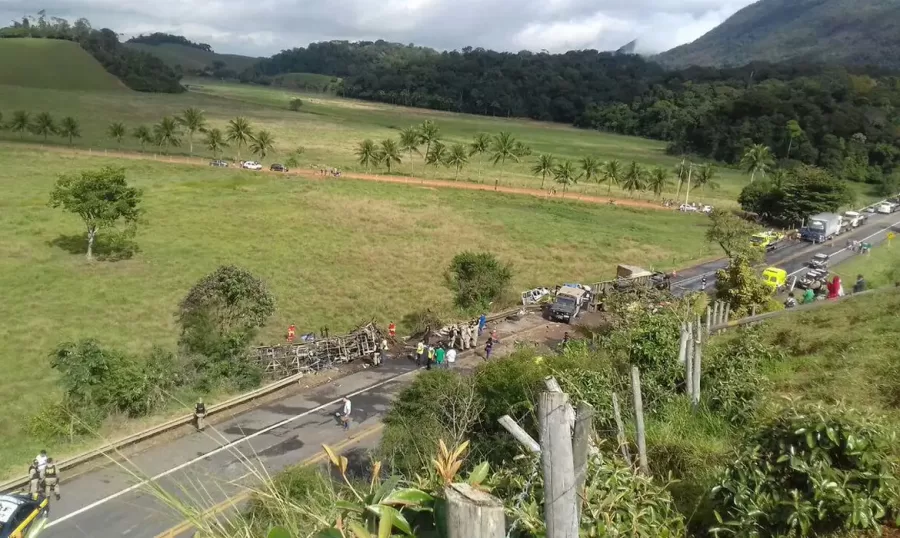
287 324 296 343
388 322 396 338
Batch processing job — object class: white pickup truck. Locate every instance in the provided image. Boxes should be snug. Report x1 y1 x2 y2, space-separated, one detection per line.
842 211 868 228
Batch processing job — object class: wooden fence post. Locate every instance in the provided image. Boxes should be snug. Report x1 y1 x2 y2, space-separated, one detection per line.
539 391 579 538
725 303 732 324
498 415 541 453
445 483 506 538
677 323 688 365
630 366 649 475
684 322 694 399
692 324 702 408
705 306 712 336
572 401 595 521
611 393 631 463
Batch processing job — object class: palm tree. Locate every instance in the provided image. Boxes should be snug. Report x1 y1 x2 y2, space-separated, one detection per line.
249 130 275 161
580 156 602 189
674 158 690 200
531 154 556 189
417 120 440 166
469 133 491 182
622 161 646 197
695 164 719 192
226 117 253 160
10 111 30 138
553 160 580 193
446 143 469 180
513 141 531 158
648 167 672 198
601 159 622 196
177 107 207 156
204 128 228 158
58 117 81 146
132 125 152 151
107 122 126 147
378 139 402 173
356 139 378 171
398 127 420 175
31 112 56 140
490 132 520 182
740 144 774 183
426 140 448 176
153 116 181 154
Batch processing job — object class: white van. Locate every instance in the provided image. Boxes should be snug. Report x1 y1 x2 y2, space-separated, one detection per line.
877 202 893 214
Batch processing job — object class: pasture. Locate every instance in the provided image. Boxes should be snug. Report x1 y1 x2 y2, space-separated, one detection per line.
0 38 125 91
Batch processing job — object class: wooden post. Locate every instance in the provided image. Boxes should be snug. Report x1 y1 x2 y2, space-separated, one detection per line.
539 391 579 538
677 323 688 365
611 393 631 463
545 376 575 433
630 367 649 475
684 322 694 398
692 337 702 408
725 303 732 324
572 401 595 521
498 415 541 453
705 306 712 336
445 483 506 538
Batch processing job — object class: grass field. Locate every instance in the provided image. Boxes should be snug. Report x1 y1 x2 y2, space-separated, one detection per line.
0 145 716 475
833 240 900 289
0 76 757 205
0 38 125 91
125 42 260 72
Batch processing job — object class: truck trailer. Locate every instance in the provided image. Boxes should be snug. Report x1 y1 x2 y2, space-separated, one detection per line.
800 213 843 243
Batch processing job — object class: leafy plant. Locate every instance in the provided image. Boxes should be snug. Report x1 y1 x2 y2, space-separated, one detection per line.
444 251 513 311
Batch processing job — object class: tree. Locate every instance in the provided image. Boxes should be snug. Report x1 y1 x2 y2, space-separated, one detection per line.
469 133 491 182
284 147 305 169
31 112 56 140
398 127 420 175
204 128 228 158
740 144 774 183
107 122 126 146
288 98 303 111
58 117 81 145
780 165 853 224
426 140 448 176
553 160 580 193
446 143 469 180
531 154 555 190
177 107 206 156
490 131 520 181
706 208 762 262
647 167 671 198
674 159 689 200
48 167 143 260
580 156 602 186
226 117 253 160
417 120 440 166
377 138 402 173
601 159 622 196
249 130 275 161
714 256 777 316
153 117 181 154
785 120 804 158
356 139 378 171
10 111 30 138
695 164 719 192
621 161 646 197
177 265 275 365
445 252 513 311
132 125 153 152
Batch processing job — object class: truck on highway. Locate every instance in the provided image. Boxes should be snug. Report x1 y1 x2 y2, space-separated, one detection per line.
750 231 785 252
842 211 868 228
800 213 843 243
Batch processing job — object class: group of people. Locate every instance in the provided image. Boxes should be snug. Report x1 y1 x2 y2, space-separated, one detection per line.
414 314 496 368
784 274 866 308
26 450 60 501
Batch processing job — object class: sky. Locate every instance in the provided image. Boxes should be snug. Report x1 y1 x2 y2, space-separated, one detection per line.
0 0 757 57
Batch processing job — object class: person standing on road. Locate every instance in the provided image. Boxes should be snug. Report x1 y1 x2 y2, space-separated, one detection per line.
35 451 48 473
446 346 457 369
427 345 435 370
27 460 41 500
416 341 425 366
340 397 352 430
478 314 487 335
853 274 867 294
484 338 494 360
43 458 60 501
435 344 446 369
195 399 207 431
380 338 389 366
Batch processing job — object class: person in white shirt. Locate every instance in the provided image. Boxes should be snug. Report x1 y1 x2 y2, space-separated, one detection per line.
446 348 457 368
35 450 48 473
340 398 351 430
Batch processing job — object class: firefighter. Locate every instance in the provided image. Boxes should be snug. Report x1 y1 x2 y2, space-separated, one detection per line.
27 460 41 500
287 324 296 343
43 458 60 501
194 399 207 431
388 322 396 339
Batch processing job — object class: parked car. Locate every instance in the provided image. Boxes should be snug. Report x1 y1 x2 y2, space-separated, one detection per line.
270 163 289 172
679 204 698 212
0 494 49 538
209 160 228 167
701 205 713 214
877 202 893 214
241 161 262 171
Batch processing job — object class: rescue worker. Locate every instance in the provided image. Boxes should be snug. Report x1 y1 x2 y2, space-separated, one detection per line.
43 458 60 501
380 338 389 366
449 325 459 349
287 324 296 343
416 341 425 366
388 322 396 339
194 399 207 431
27 460 41 500
426 345 436 370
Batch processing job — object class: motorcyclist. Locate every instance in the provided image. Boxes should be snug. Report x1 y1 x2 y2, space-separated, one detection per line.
700 276 707 291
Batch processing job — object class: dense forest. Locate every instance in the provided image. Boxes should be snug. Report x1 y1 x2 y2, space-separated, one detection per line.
127 32 213 52
0 13 183 93
242 41 900 188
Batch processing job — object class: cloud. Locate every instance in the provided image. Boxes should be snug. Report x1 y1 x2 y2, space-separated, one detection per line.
0 0 756 57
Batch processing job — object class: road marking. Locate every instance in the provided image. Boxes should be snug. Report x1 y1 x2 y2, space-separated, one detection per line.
47 370 414 528
786 219 900 277
153 423 385 538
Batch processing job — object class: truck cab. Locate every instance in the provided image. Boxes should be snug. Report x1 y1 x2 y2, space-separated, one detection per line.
750 231 784 252
549 286 586 323
761 267 787 293
801 213 842 243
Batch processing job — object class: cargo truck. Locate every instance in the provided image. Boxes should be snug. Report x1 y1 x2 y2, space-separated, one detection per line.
800 213 843 243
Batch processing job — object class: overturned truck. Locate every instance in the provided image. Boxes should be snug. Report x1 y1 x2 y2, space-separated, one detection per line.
589 264 671 311
254 323 383 380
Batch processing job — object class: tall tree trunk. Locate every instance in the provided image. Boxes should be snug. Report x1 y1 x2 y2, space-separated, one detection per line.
189 134 194 156
86 226 96 260
786 138 793 159
607 182 612 196
541 173 546 189
674 178 683 201
750 170 756 184
499 157 505 182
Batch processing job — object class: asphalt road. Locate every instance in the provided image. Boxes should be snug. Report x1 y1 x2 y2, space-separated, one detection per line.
34 210 900 538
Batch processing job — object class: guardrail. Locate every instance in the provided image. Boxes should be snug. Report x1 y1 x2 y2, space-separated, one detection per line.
0 304 539 494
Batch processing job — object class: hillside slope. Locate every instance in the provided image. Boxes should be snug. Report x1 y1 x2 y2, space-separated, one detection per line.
125 42 259 73
0 38 126 91
657 0 900 69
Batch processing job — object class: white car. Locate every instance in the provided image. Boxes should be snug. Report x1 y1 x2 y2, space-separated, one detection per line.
701 205 713 214
241 161 262 170
679 204 698 212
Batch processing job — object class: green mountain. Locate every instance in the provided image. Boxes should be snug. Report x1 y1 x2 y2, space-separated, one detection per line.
657 0 900 70
125 42 259 74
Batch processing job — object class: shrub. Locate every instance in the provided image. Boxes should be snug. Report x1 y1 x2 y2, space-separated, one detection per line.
27 397 105 442
288 98 303 111
710 403 900 537
444 251 512 311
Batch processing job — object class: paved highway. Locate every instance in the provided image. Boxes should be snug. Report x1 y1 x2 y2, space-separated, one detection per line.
34 210 900 538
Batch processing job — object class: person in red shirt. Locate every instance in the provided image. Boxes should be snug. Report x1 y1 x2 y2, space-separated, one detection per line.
287 324 296 343
388 322 396 338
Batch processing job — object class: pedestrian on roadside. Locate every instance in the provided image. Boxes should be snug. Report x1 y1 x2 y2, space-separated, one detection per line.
194 399 207 431
446 346 457 369
802 287 815 304
853 274 867 294
478 314 487 335
340 397 352 430
435 344 446 369
484 338 494 360
416 341 425 366
380 338 389 366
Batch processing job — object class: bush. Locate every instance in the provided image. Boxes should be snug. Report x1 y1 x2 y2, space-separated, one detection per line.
444 251 512 311
710 403 900 537
288 98 303 111
27 397 105 442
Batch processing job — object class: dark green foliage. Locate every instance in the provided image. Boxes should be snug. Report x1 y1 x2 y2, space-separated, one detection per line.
127 32 212 52
288 98 303 111
739 165 854 225
711 403 900 537
444 252 512 311
714 256 781 316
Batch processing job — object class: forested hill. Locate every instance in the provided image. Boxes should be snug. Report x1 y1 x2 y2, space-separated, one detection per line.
657 0 900 70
